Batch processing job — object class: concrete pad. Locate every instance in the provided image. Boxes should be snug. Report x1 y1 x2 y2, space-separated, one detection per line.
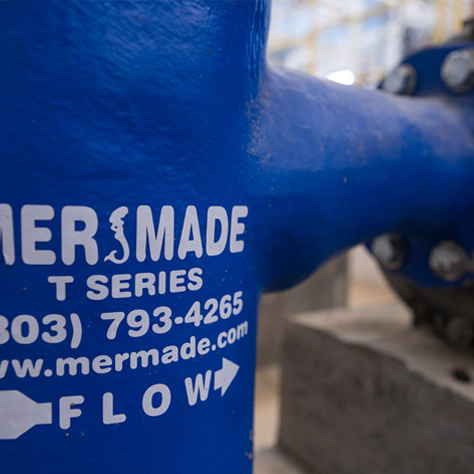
279 302 474 474
254 448 307 474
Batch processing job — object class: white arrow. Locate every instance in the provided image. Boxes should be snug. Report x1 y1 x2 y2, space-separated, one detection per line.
214 358 239 396
0 391 52 440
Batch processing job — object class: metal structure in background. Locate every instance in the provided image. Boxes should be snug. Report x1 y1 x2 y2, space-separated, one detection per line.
269 0 473 86
1 1 474 473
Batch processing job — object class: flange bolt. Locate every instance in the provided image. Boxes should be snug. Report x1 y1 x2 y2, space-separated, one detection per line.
382 64 417 95
429 241 470 282
444 316 474 349
441 49 474 92
371 234 406 270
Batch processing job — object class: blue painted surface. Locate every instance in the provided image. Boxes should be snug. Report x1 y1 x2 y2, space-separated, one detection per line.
0 1 473 472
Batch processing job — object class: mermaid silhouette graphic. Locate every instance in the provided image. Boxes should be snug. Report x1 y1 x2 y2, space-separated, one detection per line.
104 206 130 264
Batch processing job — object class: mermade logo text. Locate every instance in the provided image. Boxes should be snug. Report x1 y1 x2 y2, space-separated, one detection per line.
0 204 248 266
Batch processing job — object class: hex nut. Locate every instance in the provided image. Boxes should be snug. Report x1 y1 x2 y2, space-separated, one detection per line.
382 64 417 96
441 49 474 93
429 241 470 282
371 234 406 270
444 316 474 349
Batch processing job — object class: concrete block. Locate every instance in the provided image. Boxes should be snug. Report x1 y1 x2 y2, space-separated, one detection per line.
279 302 474 474
254 448 307 474
257 255 347 366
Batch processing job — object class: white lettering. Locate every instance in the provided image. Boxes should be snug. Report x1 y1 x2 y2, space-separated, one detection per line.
57 357 90 376
0 204 15 265
170 270 186 293
9 203 246 266
92 355 113 374
111 274 132 299
180 336 196 360
86 275 109 301
206 206 229 257
230 206 248 253
187 268 203 291
178 206 203 260
21 205 55 265
11 359 43 378
158 271 166 295
217 332 227 348
227 328 237 344
130 350 159 369
135 273 156 297
61 206 98 265
103 392 126 425
114 353 129 372
48 276 74 301
59 395 84 430
197 338 211 355
136 206 174 262
185 371 212 406
161 346 178 364
0 360 9 379
142 384 171 417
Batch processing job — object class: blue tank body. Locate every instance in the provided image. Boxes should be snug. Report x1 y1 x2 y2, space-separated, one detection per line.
1 1 474 473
